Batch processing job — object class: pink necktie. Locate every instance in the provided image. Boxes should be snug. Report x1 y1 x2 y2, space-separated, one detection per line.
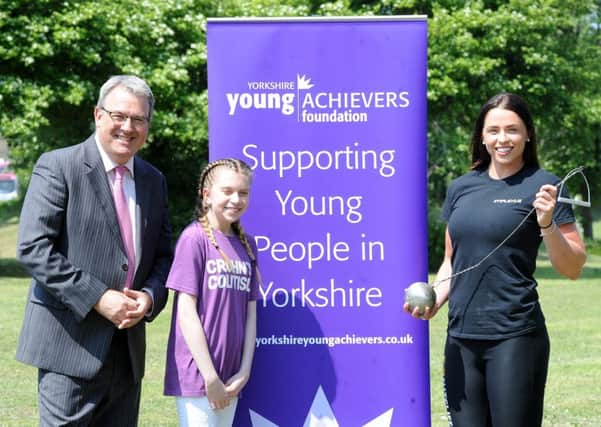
113 165 135 289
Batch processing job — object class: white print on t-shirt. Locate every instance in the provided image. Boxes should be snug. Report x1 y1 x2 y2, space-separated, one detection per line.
206 258 252 292
493 198 522 204
206 259 252 275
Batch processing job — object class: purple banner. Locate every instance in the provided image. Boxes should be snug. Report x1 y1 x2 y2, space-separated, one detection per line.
207 17 429 426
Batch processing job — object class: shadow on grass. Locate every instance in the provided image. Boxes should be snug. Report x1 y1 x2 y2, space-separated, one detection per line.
0 258 28 278
536 264 601 280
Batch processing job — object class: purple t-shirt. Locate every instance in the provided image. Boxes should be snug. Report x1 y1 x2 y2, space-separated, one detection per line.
164 221 259 397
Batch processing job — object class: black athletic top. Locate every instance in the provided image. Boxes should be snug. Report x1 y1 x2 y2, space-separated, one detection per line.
442 166 575 339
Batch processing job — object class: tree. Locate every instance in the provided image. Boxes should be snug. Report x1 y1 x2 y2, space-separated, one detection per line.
2 0 599 261
343 0 601 263
0 0 311 229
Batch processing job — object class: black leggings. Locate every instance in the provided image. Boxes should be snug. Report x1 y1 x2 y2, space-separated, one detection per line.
443 328 550 427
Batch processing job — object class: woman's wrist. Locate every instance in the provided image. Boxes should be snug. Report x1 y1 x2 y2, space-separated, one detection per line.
539 220 554 229
540 221 557 237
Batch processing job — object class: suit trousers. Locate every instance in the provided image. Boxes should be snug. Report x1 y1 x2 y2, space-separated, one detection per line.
38 330 141 427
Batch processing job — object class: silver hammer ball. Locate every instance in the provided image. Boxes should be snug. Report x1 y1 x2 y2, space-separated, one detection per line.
405 281 436 315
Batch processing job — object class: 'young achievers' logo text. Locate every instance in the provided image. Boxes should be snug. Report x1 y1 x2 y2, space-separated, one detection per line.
225 74 410 124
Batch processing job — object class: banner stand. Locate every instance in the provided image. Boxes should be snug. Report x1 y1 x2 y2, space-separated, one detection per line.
207 16 429 426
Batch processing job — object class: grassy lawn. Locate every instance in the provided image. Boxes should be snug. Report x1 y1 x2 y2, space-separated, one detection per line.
1 219 600 426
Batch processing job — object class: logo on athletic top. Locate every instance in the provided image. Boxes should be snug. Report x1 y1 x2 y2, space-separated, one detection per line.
493 198 522 204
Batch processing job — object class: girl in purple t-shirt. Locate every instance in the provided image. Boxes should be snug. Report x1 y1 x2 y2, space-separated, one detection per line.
164 158 260 426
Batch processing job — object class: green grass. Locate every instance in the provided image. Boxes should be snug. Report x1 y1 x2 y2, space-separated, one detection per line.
0 215 27 278
2 220 600 426
0 212 18 259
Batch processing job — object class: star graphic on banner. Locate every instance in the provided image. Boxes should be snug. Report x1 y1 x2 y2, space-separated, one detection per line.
249 386 394 427
297 74 315 90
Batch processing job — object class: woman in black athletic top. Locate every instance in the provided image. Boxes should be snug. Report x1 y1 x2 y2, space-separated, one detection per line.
406 93 586 426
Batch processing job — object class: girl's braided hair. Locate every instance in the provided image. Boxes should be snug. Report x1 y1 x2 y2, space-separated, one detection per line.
196 158 258 275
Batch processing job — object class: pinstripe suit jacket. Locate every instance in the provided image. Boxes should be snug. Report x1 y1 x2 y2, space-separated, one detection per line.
16 135 173 381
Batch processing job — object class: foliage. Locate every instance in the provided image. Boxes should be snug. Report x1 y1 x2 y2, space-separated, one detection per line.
1 0 600 250
0 0 309 231
424 1 600 195
586 238 601 257
364 0 601 251
422 0 601 258
427 203 447 271
0 198 22 224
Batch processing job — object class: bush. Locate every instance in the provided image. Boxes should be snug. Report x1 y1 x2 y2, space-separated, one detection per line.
585 238 601 257
428 203 446 272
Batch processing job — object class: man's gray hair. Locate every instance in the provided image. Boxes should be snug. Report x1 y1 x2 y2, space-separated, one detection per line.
97 75 155 120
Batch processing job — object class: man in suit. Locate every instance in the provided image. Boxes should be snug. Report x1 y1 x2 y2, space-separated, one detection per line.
16 75 173 426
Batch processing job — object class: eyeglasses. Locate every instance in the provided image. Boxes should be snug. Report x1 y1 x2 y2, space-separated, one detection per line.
100 106 149 127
